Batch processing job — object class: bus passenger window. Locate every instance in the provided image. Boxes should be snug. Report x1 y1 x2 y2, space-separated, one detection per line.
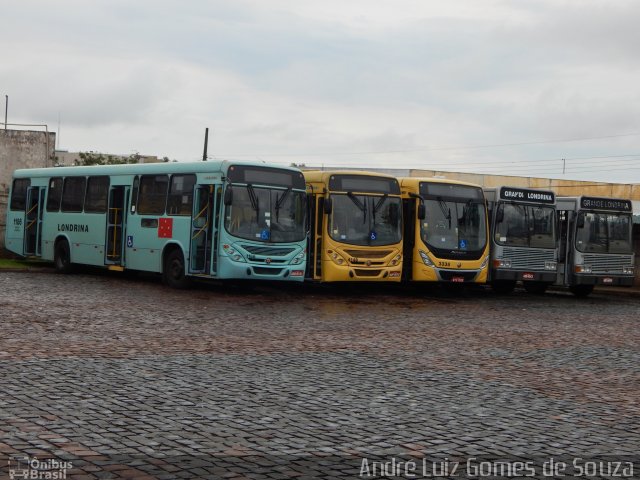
47 177 63 212
10 178 31 211
61 177 87 212
84 176 110 213
167 174 196 215
137 175 169 215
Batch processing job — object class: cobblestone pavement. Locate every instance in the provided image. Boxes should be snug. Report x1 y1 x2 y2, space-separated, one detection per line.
1 271 639 479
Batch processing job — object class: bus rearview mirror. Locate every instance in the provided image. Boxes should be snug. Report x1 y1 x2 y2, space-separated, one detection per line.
496 208 504 223
417 204 425 220
576 214 585 228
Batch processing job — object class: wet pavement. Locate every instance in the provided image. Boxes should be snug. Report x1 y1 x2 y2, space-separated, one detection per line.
0 271 639 479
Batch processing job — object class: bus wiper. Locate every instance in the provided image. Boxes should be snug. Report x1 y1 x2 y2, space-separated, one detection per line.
246 184 259 221
347 192 367 223
372 194 388 227
275 187 291 222
437 197 452 229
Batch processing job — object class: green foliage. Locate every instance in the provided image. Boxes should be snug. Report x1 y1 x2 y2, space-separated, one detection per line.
74 151 142 166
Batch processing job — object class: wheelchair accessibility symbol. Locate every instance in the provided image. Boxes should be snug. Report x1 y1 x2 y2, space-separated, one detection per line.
127 235 134 248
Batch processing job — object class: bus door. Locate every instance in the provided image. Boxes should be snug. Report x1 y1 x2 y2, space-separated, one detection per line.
23 186 44 256
190 185 217 275
307 193 324 280
105 186 128 267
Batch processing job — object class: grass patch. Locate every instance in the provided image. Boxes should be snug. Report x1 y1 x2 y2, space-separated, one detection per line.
0 258 52 269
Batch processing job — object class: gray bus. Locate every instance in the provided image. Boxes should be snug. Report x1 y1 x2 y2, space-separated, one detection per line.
484 186 558 294
556 196 635 296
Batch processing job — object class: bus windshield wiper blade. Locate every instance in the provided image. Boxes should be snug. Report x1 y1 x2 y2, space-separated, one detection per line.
247 184 259 222
275 187 291 222
373 194 388 227
437 197 452 229
347 192 367 223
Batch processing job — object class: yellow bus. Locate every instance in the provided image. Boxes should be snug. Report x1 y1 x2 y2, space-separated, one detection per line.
304 170 403 282
400 177 489 284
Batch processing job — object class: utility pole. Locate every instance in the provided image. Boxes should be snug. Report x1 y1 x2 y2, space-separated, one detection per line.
4 95 7 129
203 127 209 161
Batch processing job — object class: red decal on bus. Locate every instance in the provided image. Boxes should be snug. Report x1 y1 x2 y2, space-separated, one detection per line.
158 218 173 238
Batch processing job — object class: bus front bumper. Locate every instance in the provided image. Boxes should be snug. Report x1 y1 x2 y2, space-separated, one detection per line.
321 261 402 282
492 269 557 283
413 263 488 284
218 261 306 281
572 274 635 287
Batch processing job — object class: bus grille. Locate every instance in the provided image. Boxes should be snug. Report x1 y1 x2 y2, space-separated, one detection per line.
353 269 382 277
253 267 284 275
439 271 478 282
582 254 633 274
241 245 295 257
344 250 392 259
502 247 556 270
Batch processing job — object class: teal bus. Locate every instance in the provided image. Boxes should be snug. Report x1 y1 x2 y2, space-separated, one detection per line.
5 161 307 287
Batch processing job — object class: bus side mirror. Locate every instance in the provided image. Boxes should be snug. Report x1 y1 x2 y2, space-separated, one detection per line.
496 208 504 223
323 197 332 214
577 214 585 228
224 187 233 206
417 203 425 220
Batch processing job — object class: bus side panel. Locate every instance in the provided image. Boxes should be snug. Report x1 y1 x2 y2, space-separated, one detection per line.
4 202 26 256
43 212 106 266
125 215 189 273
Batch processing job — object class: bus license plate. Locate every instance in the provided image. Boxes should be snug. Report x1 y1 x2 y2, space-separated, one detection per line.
522 273 535 280
603 277 613 284
451 276 464 283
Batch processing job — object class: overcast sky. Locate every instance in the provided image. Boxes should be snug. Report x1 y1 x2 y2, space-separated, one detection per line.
3 0 640 183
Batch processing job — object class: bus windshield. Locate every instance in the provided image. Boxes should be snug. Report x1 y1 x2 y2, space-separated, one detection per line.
422 198 487 253
225 185 306 243
495 204 556 248
575 212 633 254
328 193 402 246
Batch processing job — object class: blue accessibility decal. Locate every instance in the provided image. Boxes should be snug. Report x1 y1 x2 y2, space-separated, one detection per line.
260 229 270 240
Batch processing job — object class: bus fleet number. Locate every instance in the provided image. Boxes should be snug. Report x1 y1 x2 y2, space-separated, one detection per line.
438 261 451 267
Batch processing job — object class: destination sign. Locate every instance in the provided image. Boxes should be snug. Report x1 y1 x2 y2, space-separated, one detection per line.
580 196 632 212
499 187 555 204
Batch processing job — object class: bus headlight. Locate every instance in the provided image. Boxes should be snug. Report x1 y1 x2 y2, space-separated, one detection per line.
493 259 511 268
575 264 592 274
390 253 402 266
328 249 346 265
623 266 634 275
545 261 557 271
291 251 306 265
419 250 434 267
480 255 489 269
223 244 246 262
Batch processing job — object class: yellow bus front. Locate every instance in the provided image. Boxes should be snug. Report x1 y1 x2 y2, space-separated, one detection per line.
306 171 403 282
401 178 489 284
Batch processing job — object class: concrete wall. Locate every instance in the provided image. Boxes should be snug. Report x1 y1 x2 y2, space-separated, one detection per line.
0 129 56 252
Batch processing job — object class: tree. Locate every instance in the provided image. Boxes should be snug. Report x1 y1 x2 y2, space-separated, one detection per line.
74 151 142 166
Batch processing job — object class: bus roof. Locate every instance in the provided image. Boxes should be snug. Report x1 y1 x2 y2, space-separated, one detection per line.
12 160 301 179
399 176 482 190
557 195 633 213
302 169 398 184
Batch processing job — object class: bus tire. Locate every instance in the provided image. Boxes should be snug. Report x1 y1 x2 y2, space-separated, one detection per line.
569 284 594 298
163 248 191 289
54 239 73 274
491 280 515 294
523 281 548 295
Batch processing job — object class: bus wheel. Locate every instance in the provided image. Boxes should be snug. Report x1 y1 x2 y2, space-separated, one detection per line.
163 249 191 289
523 281 548 295
569 284 594 298
491 280 515 294
54 239 73 274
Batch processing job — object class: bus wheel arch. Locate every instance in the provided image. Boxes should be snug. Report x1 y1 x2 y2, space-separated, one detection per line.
54 237 73 274
162 244 191 289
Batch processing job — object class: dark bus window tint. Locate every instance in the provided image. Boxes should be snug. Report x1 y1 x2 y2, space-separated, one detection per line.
137 175 168 215
10 178 31 211
46 177 63 212
85 176 110 213
61 177 87 212
167 174 196 216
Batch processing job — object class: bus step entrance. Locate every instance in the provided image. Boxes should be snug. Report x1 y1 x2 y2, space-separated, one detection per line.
105 186 125 265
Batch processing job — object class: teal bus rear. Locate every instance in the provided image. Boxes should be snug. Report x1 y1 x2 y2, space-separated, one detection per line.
5 161 307 287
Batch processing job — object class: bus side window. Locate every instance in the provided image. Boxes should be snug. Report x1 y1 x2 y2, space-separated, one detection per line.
10 178 31 211
84 176 110 213
61 177 87 212
167 174 196 216
47 177 63 212
138 175 168 215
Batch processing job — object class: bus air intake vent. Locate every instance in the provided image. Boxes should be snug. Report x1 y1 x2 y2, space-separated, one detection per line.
241 245 295 257
344 250 392 259
252 267 284 275
353 269 382 277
